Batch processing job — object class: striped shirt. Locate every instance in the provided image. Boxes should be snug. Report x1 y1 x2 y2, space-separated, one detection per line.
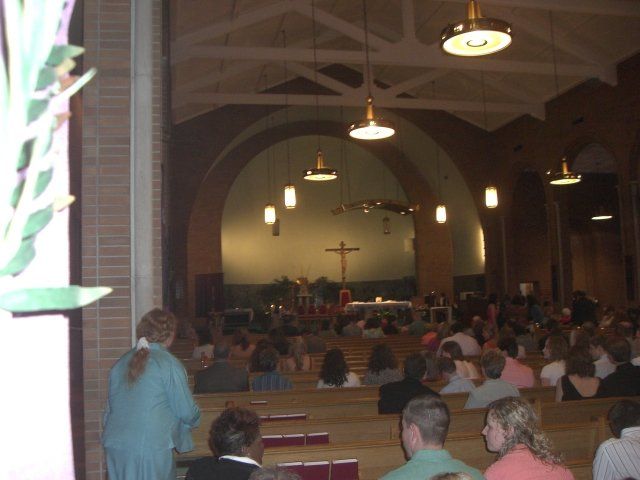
593 426 640 480
251 371 293 391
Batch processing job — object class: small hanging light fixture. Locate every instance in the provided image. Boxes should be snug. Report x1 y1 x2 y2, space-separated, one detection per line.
591 206 613 221
348 0 395 140
546 12 581 187
264 203 276 224
485 186 498 208
432 82 447 224
263 75 277 224
383 216 391 234
281 30 297 207
440 0 512 57
479 71 499 208
303 0 338 181
548 157 581 185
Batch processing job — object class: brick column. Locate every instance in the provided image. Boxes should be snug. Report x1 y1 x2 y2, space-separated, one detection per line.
80 1 163 478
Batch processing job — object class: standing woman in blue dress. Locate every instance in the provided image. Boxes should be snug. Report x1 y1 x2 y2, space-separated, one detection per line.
103 308 201 479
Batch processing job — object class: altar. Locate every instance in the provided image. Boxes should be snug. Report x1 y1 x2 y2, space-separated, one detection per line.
344 301 412 316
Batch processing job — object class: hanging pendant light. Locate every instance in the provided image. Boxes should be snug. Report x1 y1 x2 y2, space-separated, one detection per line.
303 0 337 181
348 0 395 140
281 30 297 207
436 204 447 223
440 0 512 57
549 157 581 185
546 12 581 187
383 216 391 234
284 184 297 208
478 72 500 208
264 203 276 224
304 149 338 181
485 186 499 208
591 206 613 221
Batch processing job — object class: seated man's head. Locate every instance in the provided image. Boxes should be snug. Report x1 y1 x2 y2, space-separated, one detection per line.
608 399 640 438
437 357 457 381
588 335 607 360
497 337 519 359
209 407 264 463
403 353 427 381
401 395 450 457
213 341 231 360
481 350 506 379
605 335 631 365
257 347 280 372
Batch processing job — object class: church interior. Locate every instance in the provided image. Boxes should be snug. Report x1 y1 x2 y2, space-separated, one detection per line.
25 0 640 478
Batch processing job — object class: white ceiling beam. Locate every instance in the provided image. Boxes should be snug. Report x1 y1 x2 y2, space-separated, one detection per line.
402 0 417 41
286 62 355 94
384 70 450 97
291 0 392 51
498 11 610 66
172 30 343 108
185 92 543 117
458 71 539 104
442 0 640 17
173 0 294 54
179 44 603 77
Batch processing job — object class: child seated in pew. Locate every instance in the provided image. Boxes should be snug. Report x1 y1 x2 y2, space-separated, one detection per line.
363 344 403 386
317 348 361 388
252 348 293 391
482 397 574 480
438 357 475 394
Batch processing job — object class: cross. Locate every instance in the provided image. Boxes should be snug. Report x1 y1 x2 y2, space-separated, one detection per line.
325 241 360 289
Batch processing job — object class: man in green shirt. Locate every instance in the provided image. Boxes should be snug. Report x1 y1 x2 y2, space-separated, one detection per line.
380 395 484 480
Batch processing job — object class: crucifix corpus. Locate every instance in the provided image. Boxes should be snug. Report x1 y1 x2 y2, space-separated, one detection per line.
325 240 360 290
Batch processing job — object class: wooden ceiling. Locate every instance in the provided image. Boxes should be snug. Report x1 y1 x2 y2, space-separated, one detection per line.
171 0 640 130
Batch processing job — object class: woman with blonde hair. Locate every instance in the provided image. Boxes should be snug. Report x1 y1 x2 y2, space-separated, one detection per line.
282 340 311 372
482 397 574 479
103 309 201 480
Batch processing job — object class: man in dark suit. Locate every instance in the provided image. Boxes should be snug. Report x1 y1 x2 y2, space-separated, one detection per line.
598 336 640 397
193 342 248 393
186 407 263 480
378 353 439 414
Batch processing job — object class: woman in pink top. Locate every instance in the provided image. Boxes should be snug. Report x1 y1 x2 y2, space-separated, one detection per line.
482 397 574 480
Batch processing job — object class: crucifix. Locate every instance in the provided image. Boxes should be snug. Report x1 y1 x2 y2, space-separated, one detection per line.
325 240 360 289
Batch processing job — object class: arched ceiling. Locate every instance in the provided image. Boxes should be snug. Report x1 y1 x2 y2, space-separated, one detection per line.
171 0 640 129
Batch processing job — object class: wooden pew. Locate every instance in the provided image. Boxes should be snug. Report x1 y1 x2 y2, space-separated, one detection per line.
179 421 601 480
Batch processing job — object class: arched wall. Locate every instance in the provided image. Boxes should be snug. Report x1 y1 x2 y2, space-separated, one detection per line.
186 118 460 315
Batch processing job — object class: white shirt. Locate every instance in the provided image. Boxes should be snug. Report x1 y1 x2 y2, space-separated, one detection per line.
439 332 481 357
454 359 480 379
593 426 640 480
594 354 616 379
540 360 565 387
632 356 640 367
317 371 361 388
219 455 262 467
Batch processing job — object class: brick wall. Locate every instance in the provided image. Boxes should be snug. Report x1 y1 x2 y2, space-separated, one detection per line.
80 1 164 478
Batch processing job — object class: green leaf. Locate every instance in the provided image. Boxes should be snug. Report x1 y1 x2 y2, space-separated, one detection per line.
36 66 57 90
10 169 53 207
0 286 112 312
17 139 35 170
46 45 85 67
28 99 49 123
0 238 35 276
22 207 53 239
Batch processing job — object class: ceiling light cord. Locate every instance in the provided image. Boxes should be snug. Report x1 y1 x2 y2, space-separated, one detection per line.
282 29 292 184
362 0 373 97
549 11 560 98
311 0 321 150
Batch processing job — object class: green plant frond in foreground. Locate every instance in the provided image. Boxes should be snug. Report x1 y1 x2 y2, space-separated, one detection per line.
0 0 110 315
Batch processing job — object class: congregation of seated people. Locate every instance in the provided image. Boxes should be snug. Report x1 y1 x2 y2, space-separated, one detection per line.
104 295 640 480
